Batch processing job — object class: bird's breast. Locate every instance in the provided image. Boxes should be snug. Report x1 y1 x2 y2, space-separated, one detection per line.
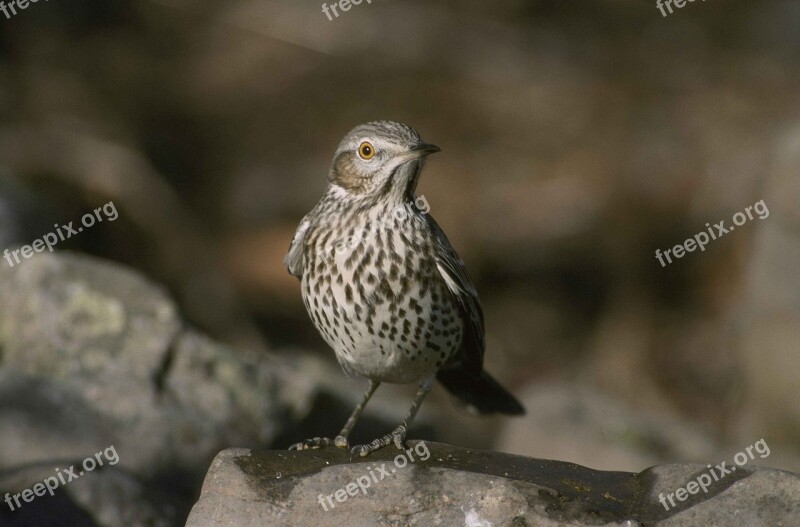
300 214 463 382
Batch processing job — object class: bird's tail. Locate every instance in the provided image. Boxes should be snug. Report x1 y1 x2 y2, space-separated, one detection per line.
436 368 525 415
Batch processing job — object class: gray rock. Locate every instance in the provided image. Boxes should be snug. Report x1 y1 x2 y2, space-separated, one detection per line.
0 252 327 526
186 442 800 527
0 252 302 474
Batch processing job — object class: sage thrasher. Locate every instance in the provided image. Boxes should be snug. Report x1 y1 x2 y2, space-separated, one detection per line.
286 121 524 456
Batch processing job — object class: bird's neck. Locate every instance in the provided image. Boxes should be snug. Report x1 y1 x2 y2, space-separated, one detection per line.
317 188 423 234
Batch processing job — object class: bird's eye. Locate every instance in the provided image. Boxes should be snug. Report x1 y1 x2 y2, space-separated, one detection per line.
358 142 376 160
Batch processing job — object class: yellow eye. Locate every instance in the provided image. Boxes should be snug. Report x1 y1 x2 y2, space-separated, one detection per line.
358 141 376 160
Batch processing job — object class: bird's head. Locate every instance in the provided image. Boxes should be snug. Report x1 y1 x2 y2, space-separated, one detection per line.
327 121 440 202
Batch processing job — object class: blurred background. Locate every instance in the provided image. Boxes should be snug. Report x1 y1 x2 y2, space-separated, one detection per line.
1 0 799 525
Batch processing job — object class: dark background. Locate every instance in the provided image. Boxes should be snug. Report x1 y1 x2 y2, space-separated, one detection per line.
1 0 799 524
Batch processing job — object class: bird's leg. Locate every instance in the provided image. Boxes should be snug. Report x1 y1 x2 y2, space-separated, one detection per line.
334 380 380 448
351 375 434 457
289 380 380 451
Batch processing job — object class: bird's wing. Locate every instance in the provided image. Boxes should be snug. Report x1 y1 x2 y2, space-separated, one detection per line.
285 216 312 278
425 214 485 372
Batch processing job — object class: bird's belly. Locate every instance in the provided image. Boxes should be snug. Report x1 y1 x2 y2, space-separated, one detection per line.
302 270 463 384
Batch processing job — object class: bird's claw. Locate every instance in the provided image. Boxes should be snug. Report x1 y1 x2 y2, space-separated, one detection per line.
350 425 407 457
289 436 350 451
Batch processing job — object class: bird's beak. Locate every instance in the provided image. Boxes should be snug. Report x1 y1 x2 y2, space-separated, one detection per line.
409 142 441 157
401 143 441 163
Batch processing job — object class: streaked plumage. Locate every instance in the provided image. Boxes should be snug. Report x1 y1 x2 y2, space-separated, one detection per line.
287 121 523 456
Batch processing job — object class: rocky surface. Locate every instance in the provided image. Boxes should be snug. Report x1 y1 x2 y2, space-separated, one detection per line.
0 252 328 527
187 442 800 527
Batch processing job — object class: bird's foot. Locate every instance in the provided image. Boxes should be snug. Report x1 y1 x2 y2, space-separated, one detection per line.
289 436 349 451
350 425 407 457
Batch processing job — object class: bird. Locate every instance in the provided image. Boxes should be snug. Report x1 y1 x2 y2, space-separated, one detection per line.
285 121 524 457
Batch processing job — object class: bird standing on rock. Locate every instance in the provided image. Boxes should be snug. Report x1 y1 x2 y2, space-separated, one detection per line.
286 121 524 457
